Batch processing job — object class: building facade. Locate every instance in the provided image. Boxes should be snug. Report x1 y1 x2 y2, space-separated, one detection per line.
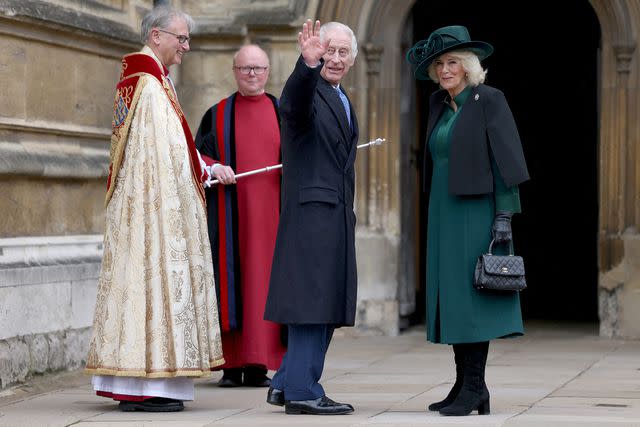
0 0 638 389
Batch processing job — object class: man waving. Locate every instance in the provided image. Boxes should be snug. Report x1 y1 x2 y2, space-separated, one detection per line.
264 19 359 416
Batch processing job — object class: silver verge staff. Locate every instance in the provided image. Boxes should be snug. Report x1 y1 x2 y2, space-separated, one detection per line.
205 138 386 187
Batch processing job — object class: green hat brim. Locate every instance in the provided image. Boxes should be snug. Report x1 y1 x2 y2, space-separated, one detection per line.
414 41 493 80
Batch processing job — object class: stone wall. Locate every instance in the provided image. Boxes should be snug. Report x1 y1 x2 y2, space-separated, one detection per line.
599 231 640 338
0 236 101 388
0 0 140 239
0 0 141 390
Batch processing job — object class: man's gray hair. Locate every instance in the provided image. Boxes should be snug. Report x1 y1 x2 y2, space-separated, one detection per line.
140 5 196 44
320 22 358 60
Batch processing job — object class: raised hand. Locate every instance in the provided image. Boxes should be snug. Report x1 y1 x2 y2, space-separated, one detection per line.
298 19 329 67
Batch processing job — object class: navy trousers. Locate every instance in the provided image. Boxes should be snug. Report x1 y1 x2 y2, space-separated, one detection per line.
270 324 335 401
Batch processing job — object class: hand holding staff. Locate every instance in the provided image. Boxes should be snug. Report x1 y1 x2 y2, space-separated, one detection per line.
205 138 386 187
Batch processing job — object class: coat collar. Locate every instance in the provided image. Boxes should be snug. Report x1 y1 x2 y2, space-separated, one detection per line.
426 85 481 141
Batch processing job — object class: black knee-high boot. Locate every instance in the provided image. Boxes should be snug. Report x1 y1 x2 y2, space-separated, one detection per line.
427 344 465 411
439 341 490 416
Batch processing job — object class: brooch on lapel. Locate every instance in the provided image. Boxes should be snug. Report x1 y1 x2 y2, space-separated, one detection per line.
474 94 480 101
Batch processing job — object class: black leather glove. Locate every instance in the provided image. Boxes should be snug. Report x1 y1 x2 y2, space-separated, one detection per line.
492 211 513 243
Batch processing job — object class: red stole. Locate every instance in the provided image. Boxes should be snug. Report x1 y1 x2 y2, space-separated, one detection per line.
106 51 205 206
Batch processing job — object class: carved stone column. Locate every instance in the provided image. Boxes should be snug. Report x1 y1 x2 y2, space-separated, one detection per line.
362 43 384 229
597 2 639 336
612 43 637 228
601 43 635 271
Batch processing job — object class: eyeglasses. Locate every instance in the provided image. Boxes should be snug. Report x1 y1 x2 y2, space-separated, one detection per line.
233 66 269 75
325 47 350 59
158 29 190 44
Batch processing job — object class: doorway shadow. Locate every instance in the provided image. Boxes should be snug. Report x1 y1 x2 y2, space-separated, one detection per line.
403 0 601 326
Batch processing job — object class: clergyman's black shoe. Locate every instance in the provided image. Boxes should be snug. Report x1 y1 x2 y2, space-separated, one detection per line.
285 395 354 415
266 387 285 406
244 367 272 387
217 368 242 387
118 397 184 412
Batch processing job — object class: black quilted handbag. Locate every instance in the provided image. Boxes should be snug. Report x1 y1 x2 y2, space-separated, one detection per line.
473 239 527 291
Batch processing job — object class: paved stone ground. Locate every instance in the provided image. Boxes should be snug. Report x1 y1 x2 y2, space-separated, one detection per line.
1 321 639 426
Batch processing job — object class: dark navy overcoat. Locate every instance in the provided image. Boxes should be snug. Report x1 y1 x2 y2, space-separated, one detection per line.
264 56 359 326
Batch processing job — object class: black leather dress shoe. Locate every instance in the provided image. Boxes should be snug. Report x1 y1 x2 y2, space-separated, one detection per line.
118 397 184 412
243 367 271 387
217 376 242 387
285 396 354 415
266 387 285 406
217 368 242 387
245 375 271 387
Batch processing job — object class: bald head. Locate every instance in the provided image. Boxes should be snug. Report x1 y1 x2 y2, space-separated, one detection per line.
234 45 269 65
232 45 270 96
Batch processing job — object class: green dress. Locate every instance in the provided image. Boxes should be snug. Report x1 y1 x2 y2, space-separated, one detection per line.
426 85 524 344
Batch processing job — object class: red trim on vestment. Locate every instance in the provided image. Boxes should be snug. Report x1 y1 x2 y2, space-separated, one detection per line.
96 391 152 401
108 52 205 205
201 154 216 166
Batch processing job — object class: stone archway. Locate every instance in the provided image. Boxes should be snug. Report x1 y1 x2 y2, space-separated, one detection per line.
315 0 640 337
589 0 639 337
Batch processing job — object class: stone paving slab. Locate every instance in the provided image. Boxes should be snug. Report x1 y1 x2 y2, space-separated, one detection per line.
365 411 513 426
503 414 640 427
1 322 640 426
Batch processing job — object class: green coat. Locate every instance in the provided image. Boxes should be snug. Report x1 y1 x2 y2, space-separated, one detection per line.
426 86 524 344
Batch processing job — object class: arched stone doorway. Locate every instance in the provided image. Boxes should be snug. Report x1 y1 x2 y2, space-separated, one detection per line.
316 0 639 336
406 0 601 323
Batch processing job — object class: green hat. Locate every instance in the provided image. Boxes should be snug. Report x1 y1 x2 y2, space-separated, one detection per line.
406 25 493 80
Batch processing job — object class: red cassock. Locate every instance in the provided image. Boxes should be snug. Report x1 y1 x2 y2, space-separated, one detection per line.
196 93 285 370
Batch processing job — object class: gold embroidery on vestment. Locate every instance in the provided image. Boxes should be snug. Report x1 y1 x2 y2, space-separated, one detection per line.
106 77 147 206
87 56 224 378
